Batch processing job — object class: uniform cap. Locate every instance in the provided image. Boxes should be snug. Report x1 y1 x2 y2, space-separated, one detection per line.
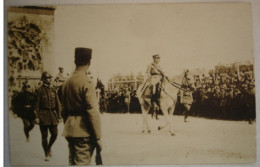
152 54 160 59
75 47 92 66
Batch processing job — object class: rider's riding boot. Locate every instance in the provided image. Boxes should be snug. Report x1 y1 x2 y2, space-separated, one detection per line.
150 85 156 118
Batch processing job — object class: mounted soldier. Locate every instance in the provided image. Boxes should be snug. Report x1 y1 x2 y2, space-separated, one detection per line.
137 53 179 135
145 54 165 115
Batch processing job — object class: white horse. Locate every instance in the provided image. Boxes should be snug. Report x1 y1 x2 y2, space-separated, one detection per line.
136 77 180 135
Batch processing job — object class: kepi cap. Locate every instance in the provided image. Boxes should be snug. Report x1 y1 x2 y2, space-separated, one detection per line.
152 54 160 59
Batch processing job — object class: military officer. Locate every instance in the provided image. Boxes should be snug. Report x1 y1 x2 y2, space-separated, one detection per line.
61 47 102 165
146 54 164 111
34 71 61 161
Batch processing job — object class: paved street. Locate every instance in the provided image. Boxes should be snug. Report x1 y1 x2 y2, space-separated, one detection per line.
8 113 256 166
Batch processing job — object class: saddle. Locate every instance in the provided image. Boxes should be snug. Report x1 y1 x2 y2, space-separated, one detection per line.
141 83 161 109
141 83 161 97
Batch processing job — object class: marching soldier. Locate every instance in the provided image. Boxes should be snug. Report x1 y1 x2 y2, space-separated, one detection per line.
34 71 62 161
12 82 36 142
61 47 102 165
180 70 194 122
146 54 164 113
180 88 193 122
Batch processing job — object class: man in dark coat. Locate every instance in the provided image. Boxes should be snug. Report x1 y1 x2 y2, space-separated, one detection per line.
245 83 255 124
61 47 102 165
11 82 36 142
34 71 61 161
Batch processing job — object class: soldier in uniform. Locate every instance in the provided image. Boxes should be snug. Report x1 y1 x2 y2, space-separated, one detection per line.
146 54 164 113
34 71 62 161
54 66 66 101
12 82 36 142
245 82 255 124
61 47 102 165
54 67 66 87
180 70 194 122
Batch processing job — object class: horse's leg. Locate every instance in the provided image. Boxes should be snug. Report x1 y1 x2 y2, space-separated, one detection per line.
141 100 151 133
167 106 175 136
158 105 175 136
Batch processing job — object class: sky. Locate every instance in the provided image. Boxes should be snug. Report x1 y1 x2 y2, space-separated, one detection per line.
53 3 254 85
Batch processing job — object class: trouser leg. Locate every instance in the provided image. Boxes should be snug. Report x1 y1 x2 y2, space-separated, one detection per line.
39 125 49 157
184 105 189 119
22 119 30 139
66 137 76 165
48 125 58 152
73 138 95 165
28 120 35 133
184 104 191 121
150 85 155 108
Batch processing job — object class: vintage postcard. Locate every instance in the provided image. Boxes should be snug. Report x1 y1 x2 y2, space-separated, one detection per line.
6 2 257 166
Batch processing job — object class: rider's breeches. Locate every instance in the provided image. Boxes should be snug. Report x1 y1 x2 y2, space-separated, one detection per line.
150 75 162 94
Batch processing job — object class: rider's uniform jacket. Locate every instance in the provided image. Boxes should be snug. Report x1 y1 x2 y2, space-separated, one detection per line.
146 63 164 86
146 63 163 76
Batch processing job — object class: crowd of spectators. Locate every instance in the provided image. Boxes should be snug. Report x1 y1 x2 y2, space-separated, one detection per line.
99 87 142 114
100 68 255 123
174 69 255 122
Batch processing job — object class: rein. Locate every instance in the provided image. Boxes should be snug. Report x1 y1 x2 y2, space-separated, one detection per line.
161 85 176 103
150 63 190 92
164 76 190 92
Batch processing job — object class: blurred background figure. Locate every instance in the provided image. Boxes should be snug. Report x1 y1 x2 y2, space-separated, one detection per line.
11 81 36 142
54 67 67 101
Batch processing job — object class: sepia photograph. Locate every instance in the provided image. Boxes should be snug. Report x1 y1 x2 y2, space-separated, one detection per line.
5 0 259 166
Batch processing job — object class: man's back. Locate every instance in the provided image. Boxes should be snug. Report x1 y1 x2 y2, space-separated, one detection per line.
61 68 101 138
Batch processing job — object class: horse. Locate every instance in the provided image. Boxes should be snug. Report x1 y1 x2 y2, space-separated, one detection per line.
137 70 195 135
136 76 180 136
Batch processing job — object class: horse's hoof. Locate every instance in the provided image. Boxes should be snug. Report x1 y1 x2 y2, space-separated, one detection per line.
148 130 151 134
158 127 161 130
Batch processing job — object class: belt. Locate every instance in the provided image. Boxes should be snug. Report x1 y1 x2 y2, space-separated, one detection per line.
23 105 32 108
40 108 55 110
68 110 86 116
151 73 161 76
